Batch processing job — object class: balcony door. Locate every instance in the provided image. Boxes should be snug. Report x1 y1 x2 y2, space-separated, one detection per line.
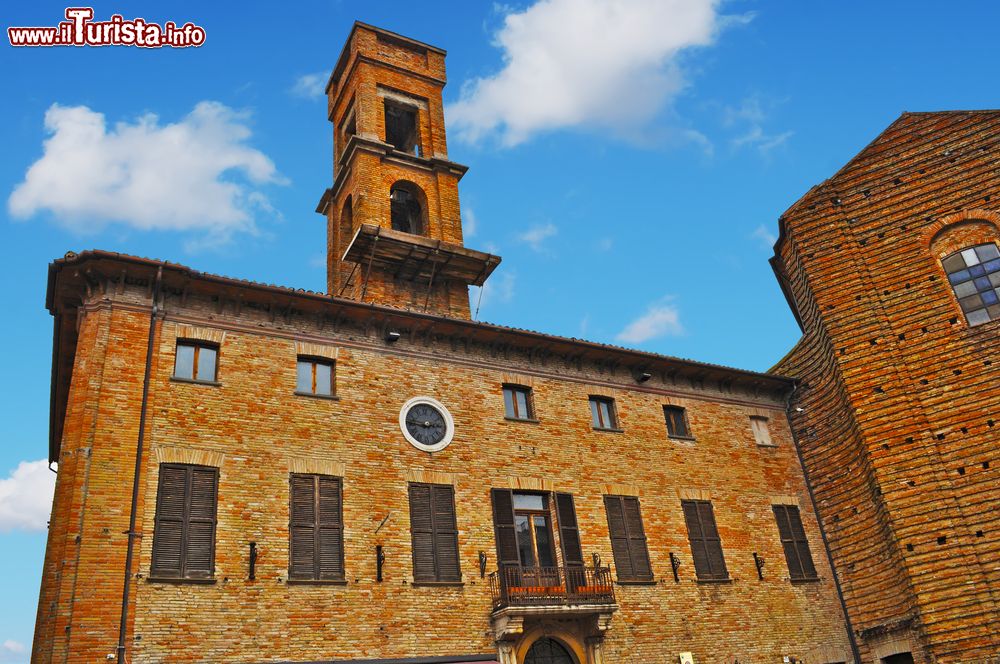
513 493 559 586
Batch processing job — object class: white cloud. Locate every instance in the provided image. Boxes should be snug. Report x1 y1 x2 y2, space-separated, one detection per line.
471 270 516 318
616 296 684 344
448 0 727 146
0 459 56 533
463 205 478 238
2 640 26 655
291 71 327 100
517 222 557 251
9 102 284 247
752 223 777 249
724 95 792 156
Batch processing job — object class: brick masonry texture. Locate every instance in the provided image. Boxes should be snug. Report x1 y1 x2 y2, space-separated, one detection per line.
772 111 1000 663
32 21 851 664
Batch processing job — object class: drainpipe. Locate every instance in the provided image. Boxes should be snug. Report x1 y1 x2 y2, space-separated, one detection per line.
784 381 863 664
116 266 162 664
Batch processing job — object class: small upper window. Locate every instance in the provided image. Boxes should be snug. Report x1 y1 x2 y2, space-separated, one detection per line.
173 341 217 383
664 406 691 439
589 396 618 431
296 357 334 397
750 416 773 446
384 100 420 156
390 184 424 235
503 385 534 421
942 243 1000 326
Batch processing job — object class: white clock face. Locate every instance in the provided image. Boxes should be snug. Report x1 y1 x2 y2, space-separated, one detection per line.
399 396 455 452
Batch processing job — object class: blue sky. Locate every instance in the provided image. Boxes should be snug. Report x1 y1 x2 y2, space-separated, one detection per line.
2 1 999 659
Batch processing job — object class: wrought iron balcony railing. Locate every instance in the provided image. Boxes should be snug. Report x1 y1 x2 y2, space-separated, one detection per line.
488 565 616 611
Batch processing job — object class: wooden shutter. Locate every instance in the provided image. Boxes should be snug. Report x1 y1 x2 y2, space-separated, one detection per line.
431 484 460 581
289 474 344 580
773 505 817 580
491 489 520 568
151 464 217 579
555 493 584 567
604 495 652 581
317 476 344 580
682 500 727 580
408 482 460 582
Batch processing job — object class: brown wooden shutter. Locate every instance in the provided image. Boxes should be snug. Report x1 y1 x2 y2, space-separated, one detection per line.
289 474 317 579
555 493 584 567
682 499 727 580
491 488 520 568
605 495 634 579
773 505 816 580
431 484 461 582
185 466 218 578
151 464 187 577
408 483 436 581
317 476 345 580
151 463 217 579
604 495 652 581
622 497 652 579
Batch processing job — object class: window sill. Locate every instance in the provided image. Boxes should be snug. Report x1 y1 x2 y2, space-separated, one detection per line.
789 576 821 585
695 577 733 585
668 434 696 442
286 578 348 585
410 580 465 587
147 576 217 585
593 427 624 433
616 579 657 586
170 377 221 387
504 416 539 424
293 391 341 401
756 443 778 449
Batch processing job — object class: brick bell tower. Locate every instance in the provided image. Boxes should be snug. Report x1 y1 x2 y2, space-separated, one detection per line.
316 22 500 319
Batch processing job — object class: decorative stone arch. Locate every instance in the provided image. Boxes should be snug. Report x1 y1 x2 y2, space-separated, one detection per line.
515 627 585 664
389 180 428 236
921 209 1000 257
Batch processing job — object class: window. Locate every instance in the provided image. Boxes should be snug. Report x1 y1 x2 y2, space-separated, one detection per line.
384 100 420 155
503 384 534 420
589 396 618 430
491 489 584 574
942 243 1000 326
664 406 691 439
390 183 424 235
296 357 335 397
751 416 773 446
408 483 461 582
150 464 218 580
681 500 728 580
173 340 218 383
772 504 818 581
604 495 653 582
289 474 345 581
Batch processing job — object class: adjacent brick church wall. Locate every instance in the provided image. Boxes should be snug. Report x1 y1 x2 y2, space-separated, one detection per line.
34 255 852 663
772 111 1000 662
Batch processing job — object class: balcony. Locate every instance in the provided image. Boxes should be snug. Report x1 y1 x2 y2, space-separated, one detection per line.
488 565 616 611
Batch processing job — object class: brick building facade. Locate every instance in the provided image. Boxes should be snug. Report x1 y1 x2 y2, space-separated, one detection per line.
32 22 853 664
772 111 1000 663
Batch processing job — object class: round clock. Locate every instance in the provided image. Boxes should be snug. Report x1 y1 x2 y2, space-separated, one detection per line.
399 396 455 452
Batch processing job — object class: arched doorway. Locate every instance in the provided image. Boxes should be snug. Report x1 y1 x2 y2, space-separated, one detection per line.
524 637 575 664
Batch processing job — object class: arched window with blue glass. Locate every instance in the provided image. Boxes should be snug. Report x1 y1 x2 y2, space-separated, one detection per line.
943 243 1000 326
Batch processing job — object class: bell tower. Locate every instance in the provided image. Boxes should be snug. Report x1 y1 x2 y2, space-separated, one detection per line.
316 22 500 319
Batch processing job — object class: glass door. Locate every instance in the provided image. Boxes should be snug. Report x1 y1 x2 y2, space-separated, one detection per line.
513 493 559 587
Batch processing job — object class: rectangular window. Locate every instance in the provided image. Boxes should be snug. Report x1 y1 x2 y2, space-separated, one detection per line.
751 416 773 446
384 100 420 155
681 499 728 580
604 495 653 582
173 341 218 383
773 504 818 581
150 463 218 579
503 384 534 420
289 474 344 581
664 406 691 439
589 396 618 430
408 483 461 582
296 357 335 396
